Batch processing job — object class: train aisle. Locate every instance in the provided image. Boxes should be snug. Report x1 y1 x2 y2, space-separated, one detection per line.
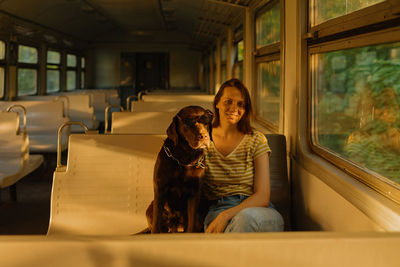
0 155 56 235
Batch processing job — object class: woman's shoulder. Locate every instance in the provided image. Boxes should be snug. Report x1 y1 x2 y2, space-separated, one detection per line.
248 129 267 140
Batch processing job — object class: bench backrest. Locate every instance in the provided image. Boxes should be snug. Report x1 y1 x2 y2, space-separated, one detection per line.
111 111 175 134
266 134 291 230
131 101 213 112
48 134 164 235
141 94 214 102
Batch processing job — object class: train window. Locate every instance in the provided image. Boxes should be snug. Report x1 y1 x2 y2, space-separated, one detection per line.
220 40 227 82
0 40 4 98
254 0 282 132
308 0 400 201
46 50 61 93
17 45 38 96
233 40 244 81
0 40 4 60
81 56 86 88
66 53 77 90
256 1 280 49
66 70 76 91
311 0 385 26
18 45 38 64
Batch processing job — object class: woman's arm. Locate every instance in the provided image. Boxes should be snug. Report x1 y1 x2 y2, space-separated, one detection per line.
205 152 271 233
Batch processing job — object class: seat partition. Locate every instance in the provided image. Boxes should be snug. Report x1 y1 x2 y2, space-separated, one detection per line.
131 101 213 112
111 112 175 134
48 134 165 236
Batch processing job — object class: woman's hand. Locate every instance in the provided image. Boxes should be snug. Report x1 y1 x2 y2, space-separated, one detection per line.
205 211 231 233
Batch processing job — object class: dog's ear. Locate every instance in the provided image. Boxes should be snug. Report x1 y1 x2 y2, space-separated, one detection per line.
167 115 180 145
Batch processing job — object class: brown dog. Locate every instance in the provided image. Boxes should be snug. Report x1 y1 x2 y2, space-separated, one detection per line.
145 105 212 233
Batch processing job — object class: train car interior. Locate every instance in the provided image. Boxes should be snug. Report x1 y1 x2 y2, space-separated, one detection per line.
0 0 400 266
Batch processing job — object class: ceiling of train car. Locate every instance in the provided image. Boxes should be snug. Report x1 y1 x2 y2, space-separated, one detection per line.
0 0 252 47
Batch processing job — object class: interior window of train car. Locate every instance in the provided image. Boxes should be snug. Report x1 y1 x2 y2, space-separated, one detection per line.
46 50 61 93
81 56 85 89
0 40 5 98
213 46 217 91
220 39 227 82
255 0 282 132
17 45 38 96
233 26 243 81
308 0 400 202
66 53 77 91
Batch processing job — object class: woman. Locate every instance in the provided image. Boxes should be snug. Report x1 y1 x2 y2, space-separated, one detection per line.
203 78 284 233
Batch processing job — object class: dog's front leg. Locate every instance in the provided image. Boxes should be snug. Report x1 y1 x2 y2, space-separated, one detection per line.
152 187 166 233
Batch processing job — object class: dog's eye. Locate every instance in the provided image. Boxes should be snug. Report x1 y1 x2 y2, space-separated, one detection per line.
198 115 210 124
183 118 196 127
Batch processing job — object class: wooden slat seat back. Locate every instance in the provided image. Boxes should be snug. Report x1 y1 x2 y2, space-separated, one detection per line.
131 101 213 112
141 94 215 102
21 94 98 131
0 101 69 152
111 112 175 134
266 134 291 231
82 90 107 121
48 134 164 235
0 112 43 188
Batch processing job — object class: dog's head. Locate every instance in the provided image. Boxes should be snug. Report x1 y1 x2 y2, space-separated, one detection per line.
167 105 213 149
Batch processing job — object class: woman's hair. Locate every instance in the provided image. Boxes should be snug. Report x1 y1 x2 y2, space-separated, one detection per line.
212 78 253 134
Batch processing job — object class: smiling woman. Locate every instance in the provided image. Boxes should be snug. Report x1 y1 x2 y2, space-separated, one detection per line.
203 78 284 233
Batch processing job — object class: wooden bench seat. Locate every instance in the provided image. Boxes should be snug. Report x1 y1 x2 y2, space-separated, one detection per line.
20 95 99 132
111 112 175 134
48 132 290 235
0 112 43 190
0 101 69 153
130 101 213 112
141 94 214 102
48 134 164 235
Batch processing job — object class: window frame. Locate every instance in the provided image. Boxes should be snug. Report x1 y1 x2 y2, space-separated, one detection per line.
307 0 400 204
17 43 39 96
253 0 284 133
80 56 86 89
233 25 244 81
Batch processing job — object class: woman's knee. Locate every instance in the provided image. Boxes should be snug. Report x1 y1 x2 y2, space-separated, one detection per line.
225 207 284 233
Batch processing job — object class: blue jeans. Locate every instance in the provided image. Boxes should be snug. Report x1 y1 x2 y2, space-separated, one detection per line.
203 195 284 233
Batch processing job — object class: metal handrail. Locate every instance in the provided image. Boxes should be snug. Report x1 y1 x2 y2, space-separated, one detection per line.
104 104 124 133
54 95 70 118
125 95 137 111
6 104 27 135
56 121 88 171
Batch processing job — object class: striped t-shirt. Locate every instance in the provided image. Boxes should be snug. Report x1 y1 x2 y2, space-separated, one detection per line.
203 130 271 200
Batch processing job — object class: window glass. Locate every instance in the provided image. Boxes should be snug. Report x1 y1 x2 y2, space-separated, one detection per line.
17 68 37 96
233 64 243 81
18 45 38 64
81 57 85 68
256 2 280 49
312 0 385 26
0 40 5 60
47 50 61 64
67 70 76 91
47 70 60 93
81 71 85 88
67 54 77 67
237 40 244 62
312 42 400 183
221 65 227 83
0 67 4 98
256 60 281 126
221 41 227 62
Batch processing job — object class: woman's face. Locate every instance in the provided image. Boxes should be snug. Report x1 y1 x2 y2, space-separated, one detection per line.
216 86 245 125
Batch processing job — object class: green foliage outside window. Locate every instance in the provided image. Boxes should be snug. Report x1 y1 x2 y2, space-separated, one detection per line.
256 2 280 49
314 42 400 183
18 45 38 64
67 70 76 91
0 41 5 60
17 68 37 96
257 60 281 126
0 67 4 98
312 0 384 25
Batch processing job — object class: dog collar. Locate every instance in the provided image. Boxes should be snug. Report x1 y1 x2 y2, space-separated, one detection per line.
163 144 205 169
